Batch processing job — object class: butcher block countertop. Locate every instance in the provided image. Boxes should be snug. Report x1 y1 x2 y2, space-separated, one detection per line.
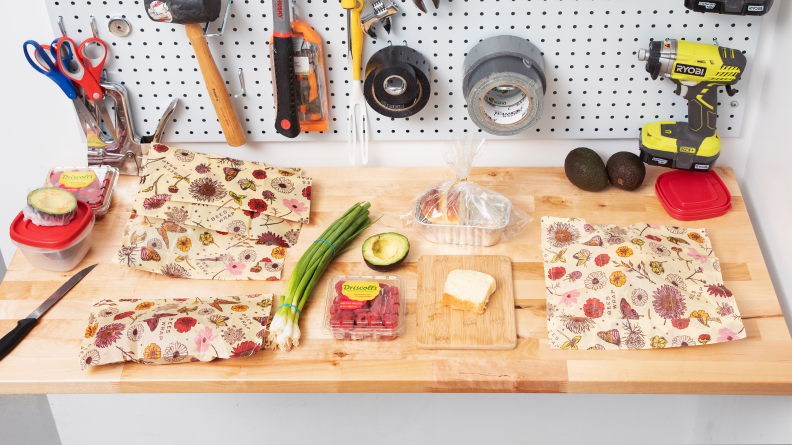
0 166 790 394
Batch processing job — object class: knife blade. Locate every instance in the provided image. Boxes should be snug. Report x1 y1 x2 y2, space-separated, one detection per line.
0 264 97 361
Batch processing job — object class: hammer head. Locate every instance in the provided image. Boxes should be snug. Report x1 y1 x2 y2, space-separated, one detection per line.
144 0 220 25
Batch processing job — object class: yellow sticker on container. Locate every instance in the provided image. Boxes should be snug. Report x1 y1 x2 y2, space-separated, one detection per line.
341 282 381 301
60 171 96 188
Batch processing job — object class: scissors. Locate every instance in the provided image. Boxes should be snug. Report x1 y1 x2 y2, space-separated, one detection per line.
23 40 78 99
55 35 108 101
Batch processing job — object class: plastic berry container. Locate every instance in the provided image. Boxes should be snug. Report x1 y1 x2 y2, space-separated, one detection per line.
10 200 95 272
44 166 119 219
322 275 406 341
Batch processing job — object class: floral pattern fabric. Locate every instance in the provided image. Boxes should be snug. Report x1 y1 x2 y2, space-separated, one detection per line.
113 145 310 280
542 217 746 350
79 295 273 369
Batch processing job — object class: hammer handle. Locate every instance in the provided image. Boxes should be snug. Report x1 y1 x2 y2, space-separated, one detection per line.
185 23 246 147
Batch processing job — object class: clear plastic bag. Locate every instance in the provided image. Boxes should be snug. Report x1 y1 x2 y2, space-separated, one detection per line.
402 135 531 246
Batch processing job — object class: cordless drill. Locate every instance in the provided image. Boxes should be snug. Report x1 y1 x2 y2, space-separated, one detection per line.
637 39 746 171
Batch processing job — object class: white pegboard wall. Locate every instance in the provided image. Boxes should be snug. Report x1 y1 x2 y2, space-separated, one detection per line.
44 0 764 142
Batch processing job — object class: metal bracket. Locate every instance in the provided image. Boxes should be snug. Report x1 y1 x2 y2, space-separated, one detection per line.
234 68 246 98
203 0 234 37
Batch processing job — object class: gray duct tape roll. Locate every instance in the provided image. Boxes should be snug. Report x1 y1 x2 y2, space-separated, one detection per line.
463 36 547 136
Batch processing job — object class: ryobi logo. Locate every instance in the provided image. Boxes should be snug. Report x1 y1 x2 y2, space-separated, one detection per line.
680 146 697 154
748 5 764 12
694 164 710 170
675 63 707 77
698 1 717 9
652 157 669 165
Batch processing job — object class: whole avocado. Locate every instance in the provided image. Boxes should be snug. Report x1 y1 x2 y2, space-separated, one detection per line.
564 147 609 192
606 151 646 191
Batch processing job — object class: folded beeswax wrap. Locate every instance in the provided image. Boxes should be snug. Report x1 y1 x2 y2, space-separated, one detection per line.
80 295 272 369
114 145 311 280
542 217 746 350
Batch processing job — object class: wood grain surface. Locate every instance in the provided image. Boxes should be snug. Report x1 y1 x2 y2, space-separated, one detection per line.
0 166 790 394
417 256 516 350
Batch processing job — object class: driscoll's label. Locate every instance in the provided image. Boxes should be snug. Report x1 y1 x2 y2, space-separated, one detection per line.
60 171 97 188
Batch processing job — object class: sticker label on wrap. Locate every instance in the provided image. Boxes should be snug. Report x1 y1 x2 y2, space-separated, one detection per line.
481 84 530 125
147 1 173 23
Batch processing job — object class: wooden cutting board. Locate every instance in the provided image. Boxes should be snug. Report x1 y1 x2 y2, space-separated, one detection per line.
416 255 516 350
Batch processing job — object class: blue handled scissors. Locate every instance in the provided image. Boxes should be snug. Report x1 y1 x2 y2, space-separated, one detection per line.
23 40 78 99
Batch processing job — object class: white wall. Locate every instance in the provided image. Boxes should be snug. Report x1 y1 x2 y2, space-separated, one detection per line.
2 1 791 444
742 0 792 341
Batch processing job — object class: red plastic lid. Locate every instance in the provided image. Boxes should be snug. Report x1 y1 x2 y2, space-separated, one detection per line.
10 201 93 249
656 170 731 212
655 170 732 220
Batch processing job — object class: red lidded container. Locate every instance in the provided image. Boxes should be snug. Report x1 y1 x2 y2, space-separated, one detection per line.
10 200 95 271
655 170 732 221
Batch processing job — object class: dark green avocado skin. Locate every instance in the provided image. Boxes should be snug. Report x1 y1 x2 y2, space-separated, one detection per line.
606 151 646 191
564 147 609 192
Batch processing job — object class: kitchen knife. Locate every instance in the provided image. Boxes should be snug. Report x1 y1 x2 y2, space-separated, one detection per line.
0 264 97 361
271 0 301 138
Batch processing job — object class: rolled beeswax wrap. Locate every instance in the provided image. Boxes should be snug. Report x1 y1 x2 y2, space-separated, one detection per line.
80 295 272 369
542 217 745 350
114 145 308 280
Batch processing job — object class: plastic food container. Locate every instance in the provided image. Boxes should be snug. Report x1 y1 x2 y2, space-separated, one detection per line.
413 196 512 246
322 275 406 341
44 166 119 218
655 170 732 221
10 200 95 271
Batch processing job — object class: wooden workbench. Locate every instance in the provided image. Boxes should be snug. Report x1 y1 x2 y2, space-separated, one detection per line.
0 167 789 394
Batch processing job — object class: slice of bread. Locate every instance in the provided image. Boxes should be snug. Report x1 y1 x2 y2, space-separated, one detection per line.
442 269 496 315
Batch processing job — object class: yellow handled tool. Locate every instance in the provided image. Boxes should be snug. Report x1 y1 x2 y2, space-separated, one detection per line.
342 0 369 165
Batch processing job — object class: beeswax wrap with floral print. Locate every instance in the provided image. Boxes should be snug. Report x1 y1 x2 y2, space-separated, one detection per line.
113 145 309 280
79 295 273 369
542 217 746 350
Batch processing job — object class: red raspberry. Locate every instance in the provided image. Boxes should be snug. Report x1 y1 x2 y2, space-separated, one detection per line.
334 280 346 298
383 314 398 328
340 310 356 319
355 314 369 326
390 287 399 297
329 304 340 315
370 294 386 316
367 314 383 326
353 308 370 316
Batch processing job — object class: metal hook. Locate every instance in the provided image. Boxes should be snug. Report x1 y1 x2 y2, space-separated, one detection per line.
234 68 246 98
58 16 67 37
713 37 719 46
203 0 233 37
403 40 408 47
387 40 392 46
90 15 98 38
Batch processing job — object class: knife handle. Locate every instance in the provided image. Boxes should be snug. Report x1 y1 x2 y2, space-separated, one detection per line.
0 319 38 361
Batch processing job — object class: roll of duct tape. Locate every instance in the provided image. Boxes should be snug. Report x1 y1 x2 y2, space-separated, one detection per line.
364 45 431 119
463 36 547 136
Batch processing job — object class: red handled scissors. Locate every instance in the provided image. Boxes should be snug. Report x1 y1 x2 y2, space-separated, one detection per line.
56 35 108 101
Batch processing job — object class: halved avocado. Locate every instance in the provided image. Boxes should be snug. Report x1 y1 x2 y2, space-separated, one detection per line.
28 188 77 214
25 187 78 226
362 233 410 272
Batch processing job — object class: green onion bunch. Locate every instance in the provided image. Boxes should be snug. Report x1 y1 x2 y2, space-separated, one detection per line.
268 202 377 351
